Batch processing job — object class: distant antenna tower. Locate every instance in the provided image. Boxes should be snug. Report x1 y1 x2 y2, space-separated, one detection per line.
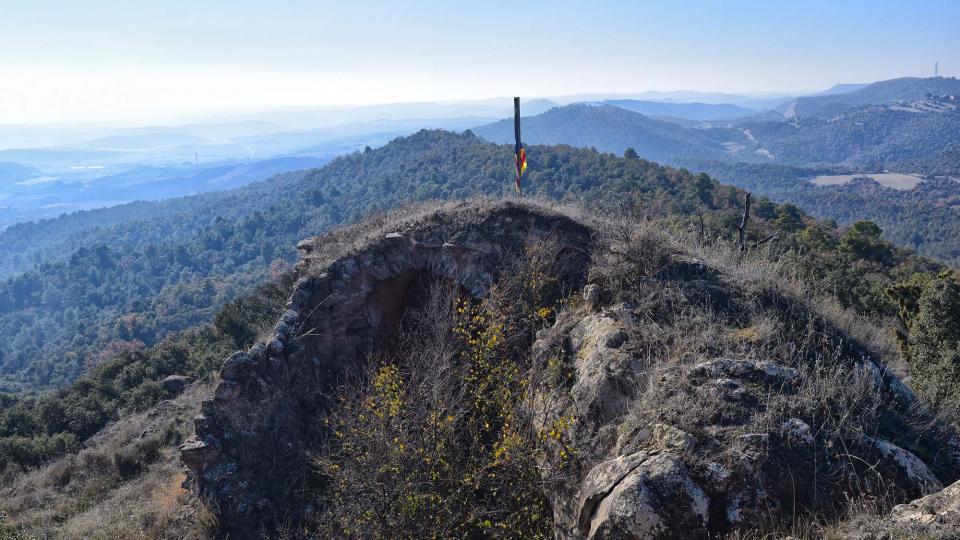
935 61 939 77
195 152 199 167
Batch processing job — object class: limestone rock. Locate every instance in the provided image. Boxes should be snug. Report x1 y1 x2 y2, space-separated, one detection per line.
578 452 709 539
688 358 799 387
890 479 960 527
583 283 601 311
869 436 943 495
650 423 696 452
568 312 639 425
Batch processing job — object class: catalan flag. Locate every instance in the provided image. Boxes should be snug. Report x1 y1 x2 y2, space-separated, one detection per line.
513 97 527 195
515 146 527 193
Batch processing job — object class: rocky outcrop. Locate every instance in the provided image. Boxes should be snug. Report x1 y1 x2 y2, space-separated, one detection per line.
183 199 960 538
836 479 960 538
181 200 593 533
531 304 960 539
577 452 709 539
160 374 193 394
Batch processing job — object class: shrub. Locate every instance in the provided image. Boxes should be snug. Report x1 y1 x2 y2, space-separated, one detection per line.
902 272 960 414
316 242 576 538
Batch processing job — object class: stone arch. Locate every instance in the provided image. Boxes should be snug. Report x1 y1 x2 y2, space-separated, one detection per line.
181 201 593 534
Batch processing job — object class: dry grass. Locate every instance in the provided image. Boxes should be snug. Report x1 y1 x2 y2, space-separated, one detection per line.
0 383 214 540
578 215 957 536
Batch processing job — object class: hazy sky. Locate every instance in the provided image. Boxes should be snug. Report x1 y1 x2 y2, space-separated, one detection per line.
1 0 957 123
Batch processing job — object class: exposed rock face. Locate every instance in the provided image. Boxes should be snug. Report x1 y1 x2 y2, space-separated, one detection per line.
836 479 960 538
577 452 709 539
181 201 593 533
532 309 960 539
568 311 640 425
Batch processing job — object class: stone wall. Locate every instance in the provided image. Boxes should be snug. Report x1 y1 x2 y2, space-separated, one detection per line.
181 201 594 534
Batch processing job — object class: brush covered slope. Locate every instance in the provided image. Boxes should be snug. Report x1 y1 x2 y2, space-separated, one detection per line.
182 199 960 539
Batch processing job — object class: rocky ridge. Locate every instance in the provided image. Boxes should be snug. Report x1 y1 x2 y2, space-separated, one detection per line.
182 199 960 538
181 200 593 533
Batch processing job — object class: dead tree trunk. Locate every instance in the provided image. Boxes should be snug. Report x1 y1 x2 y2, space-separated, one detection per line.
737 192 751 252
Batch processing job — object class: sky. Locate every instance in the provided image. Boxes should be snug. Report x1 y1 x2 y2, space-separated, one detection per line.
0 0 958 124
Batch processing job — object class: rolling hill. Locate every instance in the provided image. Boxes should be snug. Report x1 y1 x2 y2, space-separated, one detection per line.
780 76 960 118
0 129 752 391
473 103 736 163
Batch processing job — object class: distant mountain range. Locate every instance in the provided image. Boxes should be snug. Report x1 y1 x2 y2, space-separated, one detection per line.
473 104 735 164
2 75 957 253
475 77 960 173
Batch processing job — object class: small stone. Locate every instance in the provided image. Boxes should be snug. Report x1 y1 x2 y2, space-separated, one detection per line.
781 418 814 445
583 283 601 311
652 423 697 452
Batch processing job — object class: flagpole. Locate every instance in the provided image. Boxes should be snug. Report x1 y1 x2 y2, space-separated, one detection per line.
514 97 522 197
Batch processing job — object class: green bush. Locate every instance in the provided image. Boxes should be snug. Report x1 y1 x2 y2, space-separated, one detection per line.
903 272 960 413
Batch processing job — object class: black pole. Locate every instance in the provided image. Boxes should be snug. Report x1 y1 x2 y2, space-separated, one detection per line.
514 97 522 195
514 97 521 152
738 192 751 252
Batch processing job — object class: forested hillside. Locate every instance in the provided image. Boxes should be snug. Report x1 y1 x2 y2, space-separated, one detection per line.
0 169 311 278
0 130 764 391
599 99 755 121
696 161 960 265
2 129 946 393
737 105 960 169
475 98 960 173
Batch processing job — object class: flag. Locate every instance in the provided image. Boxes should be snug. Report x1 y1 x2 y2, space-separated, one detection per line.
515 145 527 194
513 97 526 195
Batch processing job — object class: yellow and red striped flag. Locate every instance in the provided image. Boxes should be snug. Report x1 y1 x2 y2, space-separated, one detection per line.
513 97 528 194
515 145 527 194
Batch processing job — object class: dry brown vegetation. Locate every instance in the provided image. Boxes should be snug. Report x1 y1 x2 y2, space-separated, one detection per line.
315 234 582 538
0 382 215 539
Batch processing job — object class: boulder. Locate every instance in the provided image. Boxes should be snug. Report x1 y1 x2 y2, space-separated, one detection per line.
889 479 960 527
583 284 602 311
578 452 709 539
160 374 193 394
568 312 639 425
